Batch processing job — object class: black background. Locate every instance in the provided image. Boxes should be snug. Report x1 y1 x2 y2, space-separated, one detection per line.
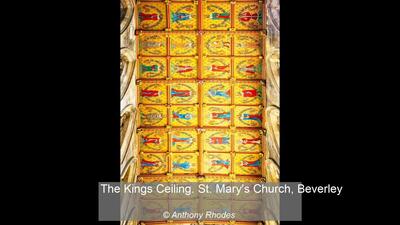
3 0 389 224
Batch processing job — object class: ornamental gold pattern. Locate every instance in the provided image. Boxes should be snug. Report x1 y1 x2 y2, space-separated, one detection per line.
121 0 280 224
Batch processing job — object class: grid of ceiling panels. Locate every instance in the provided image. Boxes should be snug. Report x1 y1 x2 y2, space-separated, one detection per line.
136 0 266 180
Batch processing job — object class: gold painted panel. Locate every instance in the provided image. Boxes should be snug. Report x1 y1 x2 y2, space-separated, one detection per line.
171 105 199 127
170 82 199 104
139 57 167 79
170 57 198 79
138 2 167 30
140 153 168 174
203 3 231 30
140 105 168 127
234 2 262 30
170 3 198 30
139 33 167 56
234 129 262 153
233 57 262 79
203 129 231 152
234 82 263 105
203 152 231 174
140 129 169 152
202 81 231 104
202 57 231 79
234 106 263 127
203 105 232 127
203 33 232 56
171 129 198 151
170 33 198 56
234 33 262 56
234 153 262 175
139 82 168 104
171 152 199 174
